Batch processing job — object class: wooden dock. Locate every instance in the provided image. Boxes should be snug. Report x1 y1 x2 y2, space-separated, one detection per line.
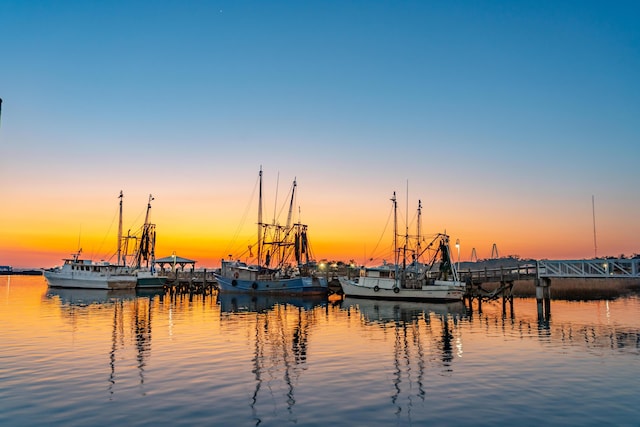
162 269 218 295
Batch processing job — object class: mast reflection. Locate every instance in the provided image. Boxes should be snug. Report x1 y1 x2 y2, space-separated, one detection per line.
341 297 468 418
217 293 327 426
45 287 162 398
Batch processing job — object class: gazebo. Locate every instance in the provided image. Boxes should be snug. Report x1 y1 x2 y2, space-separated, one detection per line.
155 254 196 273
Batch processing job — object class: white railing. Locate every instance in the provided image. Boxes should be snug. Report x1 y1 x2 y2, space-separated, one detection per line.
538 259 640 278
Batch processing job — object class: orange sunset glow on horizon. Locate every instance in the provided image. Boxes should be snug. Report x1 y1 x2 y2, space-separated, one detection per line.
2 179 637 270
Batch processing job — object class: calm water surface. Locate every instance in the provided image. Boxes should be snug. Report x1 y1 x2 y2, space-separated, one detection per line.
2 275 639 426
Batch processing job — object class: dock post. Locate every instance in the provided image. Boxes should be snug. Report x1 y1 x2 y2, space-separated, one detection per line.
535 277 551 322
502 281 514 318
543 278 551 318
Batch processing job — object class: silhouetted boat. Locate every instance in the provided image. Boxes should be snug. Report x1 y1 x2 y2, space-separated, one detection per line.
44 192 139 290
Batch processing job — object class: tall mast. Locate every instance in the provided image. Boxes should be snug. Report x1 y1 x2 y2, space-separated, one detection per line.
117 190 123 266
403 181 408 272
392 192 398 284
257 167 263 267
136 194 154 268
144 194 153 227
286 178 297 230
592 195 598 258
416 200 422 263
283 178 297 268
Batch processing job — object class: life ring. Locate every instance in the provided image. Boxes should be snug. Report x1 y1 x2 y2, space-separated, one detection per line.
231 279 238 287
251 282 258 290
234 272 239 279
373 285 380 292
393 287 400 293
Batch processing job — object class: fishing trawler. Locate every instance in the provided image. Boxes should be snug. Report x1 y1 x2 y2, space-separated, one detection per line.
214 168 328 295
44 192 165 290
339 192 466 302
43 249 138 290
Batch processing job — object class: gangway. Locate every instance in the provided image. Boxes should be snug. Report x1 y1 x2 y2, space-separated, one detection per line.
538 259 640 278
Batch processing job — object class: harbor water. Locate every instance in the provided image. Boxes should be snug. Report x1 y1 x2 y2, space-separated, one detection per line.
2 275 639 426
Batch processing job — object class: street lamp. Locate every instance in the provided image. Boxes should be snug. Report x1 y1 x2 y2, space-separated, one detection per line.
455 239 460 273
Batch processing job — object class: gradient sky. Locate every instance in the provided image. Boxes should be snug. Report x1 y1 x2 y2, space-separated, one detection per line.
1 1 638 268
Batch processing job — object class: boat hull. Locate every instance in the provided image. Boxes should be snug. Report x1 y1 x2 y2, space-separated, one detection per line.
135 271 168 288
136 277 167 288
215 274 328 296
44 271 137 290
338 277 465 302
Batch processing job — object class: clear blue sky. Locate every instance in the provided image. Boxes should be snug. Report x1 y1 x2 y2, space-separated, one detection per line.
1 1 639 267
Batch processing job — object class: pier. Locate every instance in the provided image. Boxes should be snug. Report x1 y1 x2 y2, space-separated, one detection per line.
163 269 218 295
459 257 640 322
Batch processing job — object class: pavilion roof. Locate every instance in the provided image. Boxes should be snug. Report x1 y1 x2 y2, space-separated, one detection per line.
155 255 196 264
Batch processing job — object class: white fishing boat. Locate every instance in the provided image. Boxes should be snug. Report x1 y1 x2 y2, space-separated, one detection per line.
44 191 142 290
44 250 137 290
339 192 466 302
214 168 328 295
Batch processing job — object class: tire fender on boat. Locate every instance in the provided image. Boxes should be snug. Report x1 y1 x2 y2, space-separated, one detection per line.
373 285 380 292
393 287 400 293
232 279 238 287
251 282 258 290
234 272 239 279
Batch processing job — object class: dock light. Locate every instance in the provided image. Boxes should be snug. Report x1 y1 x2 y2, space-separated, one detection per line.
455 239 460 272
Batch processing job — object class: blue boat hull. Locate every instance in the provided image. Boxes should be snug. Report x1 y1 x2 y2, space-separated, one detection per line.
214 274 328 295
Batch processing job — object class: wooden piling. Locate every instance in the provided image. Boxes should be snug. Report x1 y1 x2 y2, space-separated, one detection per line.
535 277 551 322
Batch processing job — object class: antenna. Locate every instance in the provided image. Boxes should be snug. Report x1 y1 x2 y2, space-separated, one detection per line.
592 195 598 258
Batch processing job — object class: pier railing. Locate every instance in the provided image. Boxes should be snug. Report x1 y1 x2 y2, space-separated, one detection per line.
538 259 640 278
457 265 538 284
458 259 640 283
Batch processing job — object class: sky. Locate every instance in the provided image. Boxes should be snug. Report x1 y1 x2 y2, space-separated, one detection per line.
1 1 639 268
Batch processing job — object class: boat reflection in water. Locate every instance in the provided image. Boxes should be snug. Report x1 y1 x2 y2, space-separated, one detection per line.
341 297 469 416
46 286 164 306
217 292 327 425
341 297 467 324
45 285 163 399
217 292 327 314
